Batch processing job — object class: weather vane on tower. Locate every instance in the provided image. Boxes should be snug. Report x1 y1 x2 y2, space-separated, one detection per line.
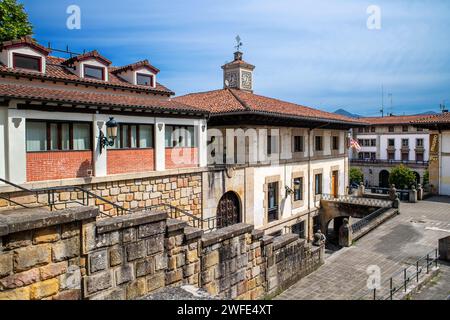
235 35 243 52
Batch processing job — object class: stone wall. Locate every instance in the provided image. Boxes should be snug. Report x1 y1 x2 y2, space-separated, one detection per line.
199 224 266 300
0 207 324 300
0 172 202 218
0 207 97 300
198 223 324 300
82 211 172 300
264 234 323 297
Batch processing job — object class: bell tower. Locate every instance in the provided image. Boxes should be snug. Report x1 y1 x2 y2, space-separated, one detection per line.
221 36 255 92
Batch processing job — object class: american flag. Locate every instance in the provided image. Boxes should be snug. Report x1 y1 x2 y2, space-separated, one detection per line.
349 138 362 152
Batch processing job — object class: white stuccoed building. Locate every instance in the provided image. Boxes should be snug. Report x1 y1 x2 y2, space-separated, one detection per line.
350 115 430 188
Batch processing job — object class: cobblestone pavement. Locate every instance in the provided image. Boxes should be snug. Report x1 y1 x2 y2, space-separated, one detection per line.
275 196 450 300
410 261 450 300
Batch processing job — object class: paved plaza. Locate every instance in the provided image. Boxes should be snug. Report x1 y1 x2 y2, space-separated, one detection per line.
410 261 450 300
275 196 450 300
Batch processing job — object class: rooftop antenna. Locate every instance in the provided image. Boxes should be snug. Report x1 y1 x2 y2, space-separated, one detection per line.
47 42 81 58
440 100 448 113
388 93 393 116
380 85 385 117
235 35 243 52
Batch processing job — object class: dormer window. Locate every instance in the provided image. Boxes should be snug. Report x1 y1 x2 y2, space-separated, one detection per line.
84 65 105 80
13 53 42 72
136 73 154 86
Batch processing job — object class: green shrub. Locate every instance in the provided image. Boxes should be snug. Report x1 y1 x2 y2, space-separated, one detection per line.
389 165 416 189
350 167 364 184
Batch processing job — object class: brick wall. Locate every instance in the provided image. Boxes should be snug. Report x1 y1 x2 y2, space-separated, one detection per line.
26 151 93 182
107 149 155 175
165 148 198 169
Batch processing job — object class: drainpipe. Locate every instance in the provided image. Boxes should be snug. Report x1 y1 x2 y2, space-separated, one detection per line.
308 122 331 240
438 129 442 195
307 128 311 241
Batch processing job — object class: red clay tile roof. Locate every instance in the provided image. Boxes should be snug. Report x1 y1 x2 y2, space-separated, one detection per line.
111 60 160 74
0 83 206 115
221 59 255 70
222 51 255 70
175 88 364 125
63 50 112 66
412 112 450 125
358 115 429 125
0 36 51 55
0 56 174 95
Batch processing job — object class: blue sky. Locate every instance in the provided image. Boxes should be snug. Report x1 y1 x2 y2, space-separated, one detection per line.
19 0 450 116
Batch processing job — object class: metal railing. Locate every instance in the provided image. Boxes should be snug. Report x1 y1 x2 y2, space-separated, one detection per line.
367 187 410 201
351 159 429 166
0 177 130 218
359 248 440 300
321 194 393 208
1 178 218 231
141 203 202 228
351 207 389 234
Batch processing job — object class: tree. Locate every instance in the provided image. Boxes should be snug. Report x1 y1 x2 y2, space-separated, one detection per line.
0 0 33 42
349 167 364 184
389 164 416 189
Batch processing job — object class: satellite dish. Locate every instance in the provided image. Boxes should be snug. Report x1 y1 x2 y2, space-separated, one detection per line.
224 79 230 87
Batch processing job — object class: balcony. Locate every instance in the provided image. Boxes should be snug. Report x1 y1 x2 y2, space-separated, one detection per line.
401 146 410 152
415 146 425 153
351 159 429 168
387 145 396 152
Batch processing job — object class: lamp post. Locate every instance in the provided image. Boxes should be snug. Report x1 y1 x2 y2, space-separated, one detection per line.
99 117 118 153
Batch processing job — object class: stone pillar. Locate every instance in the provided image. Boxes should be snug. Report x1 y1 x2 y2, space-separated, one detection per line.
357 182 365 197
388 184 397 201
155 121 165 171
409 186 418 203
6 105 27 183
338 218 352 247
439 236 450 261
196 119 208 168
262 235 275 295
0 106 6 183
393 198 400 209
93 114 107 177
417 184 423 201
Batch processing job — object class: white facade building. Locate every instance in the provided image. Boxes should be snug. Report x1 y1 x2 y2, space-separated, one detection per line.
351 115 430 187
176 51 364 237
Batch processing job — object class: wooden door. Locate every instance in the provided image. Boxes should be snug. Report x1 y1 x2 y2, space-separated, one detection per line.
216 192 240 229
332 171 339 198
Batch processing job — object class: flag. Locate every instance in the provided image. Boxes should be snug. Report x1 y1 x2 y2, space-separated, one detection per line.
350 138 362 152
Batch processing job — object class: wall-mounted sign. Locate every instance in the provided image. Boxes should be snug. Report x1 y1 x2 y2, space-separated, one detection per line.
430 134 439 162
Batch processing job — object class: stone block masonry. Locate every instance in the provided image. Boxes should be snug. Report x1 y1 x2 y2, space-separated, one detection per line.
0 207 98 300
82 210 170 299
0 206 324 300
0 172 203 219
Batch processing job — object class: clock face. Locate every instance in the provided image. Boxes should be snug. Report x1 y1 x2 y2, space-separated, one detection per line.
241 71 252 90
225 71 238 87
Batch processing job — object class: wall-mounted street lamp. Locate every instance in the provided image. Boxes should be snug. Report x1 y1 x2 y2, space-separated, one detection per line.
99 117 118 154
